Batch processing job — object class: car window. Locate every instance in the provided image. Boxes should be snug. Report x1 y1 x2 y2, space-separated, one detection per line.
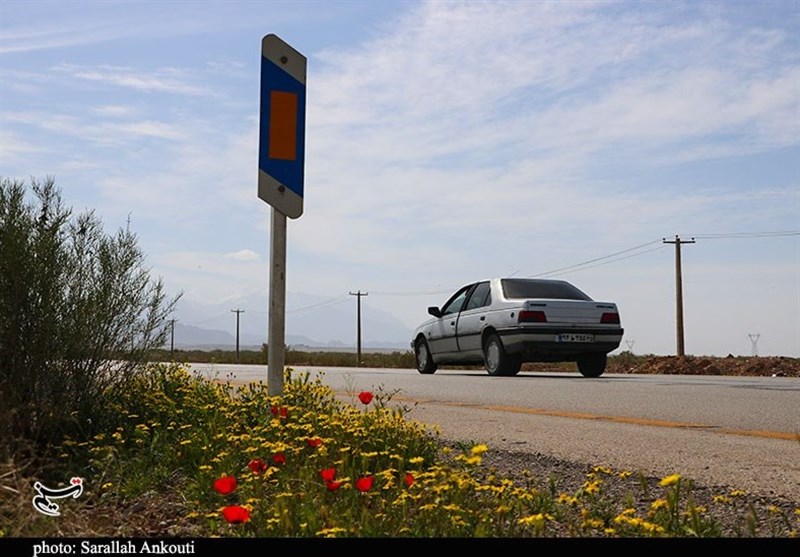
441 286 472 316
465 281 491 310
501 279 592 301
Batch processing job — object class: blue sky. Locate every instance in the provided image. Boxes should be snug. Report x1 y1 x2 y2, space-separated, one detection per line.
2 0 799 357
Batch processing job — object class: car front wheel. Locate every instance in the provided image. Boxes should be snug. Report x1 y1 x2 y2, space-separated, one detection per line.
577 354 607 377
415 337 437 374
483 333 521 376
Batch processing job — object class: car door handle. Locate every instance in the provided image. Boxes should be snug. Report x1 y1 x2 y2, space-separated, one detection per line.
450 321 456 327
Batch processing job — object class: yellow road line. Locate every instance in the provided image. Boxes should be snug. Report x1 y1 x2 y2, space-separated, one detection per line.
386 395 799 442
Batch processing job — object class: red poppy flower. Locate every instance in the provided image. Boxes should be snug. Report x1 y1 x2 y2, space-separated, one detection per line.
358 391 374 405
404 472 414 487
213 476 237 495
320 468 336 482
355 475 374 492
221 505 250 524
247 458 267 474
270 405 288 418
306 437 322 448
325 480 343 491
272 453 286 465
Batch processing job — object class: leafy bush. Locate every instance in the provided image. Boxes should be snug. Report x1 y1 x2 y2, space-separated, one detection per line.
0 177 179 461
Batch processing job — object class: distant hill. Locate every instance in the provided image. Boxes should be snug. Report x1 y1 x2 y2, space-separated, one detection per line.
168 290 412 351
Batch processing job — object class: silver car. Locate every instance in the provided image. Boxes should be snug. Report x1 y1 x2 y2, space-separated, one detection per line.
411 278 624 377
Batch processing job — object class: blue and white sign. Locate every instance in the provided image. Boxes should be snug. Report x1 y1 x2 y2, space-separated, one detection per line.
258 34 306 219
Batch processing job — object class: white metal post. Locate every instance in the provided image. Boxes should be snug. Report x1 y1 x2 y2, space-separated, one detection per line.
268 207 287 395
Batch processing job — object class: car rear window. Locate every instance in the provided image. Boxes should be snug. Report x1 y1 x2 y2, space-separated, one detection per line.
501 279 592 301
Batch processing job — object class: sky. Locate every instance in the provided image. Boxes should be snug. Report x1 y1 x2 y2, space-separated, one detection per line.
1 0 799 357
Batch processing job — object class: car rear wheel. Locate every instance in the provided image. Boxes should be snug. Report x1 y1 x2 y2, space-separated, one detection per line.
483 333 521 376
415 337 437 374
577 354 607 377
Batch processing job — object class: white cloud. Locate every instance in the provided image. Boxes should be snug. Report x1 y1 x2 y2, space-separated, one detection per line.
93 105 136 117
52 64 213 96
225 249 260 261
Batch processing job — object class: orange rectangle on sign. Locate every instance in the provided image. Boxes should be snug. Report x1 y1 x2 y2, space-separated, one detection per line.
269 91 297 161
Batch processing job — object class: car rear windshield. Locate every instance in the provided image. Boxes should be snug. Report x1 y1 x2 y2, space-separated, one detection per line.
501 279 592 301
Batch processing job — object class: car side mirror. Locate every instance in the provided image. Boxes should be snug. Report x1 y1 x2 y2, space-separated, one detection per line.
428 306 442 318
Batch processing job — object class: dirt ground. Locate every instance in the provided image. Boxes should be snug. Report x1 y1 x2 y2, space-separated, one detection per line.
522 355 800 377
606 355 800 378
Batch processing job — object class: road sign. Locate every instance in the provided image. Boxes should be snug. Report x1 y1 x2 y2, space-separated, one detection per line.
258 34 306 219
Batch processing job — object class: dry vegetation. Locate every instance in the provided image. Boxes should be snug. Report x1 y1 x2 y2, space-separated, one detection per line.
522 354 800 378
605 354 800 377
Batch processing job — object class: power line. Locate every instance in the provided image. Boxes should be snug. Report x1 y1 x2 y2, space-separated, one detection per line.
177 297 351 331
523 239 665 278
544 244 669 278
193 313 230 326
369 288 454 297
689 231 799 240
286 295 351 314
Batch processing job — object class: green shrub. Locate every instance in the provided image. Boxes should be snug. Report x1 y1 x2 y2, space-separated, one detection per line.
0 177 180 461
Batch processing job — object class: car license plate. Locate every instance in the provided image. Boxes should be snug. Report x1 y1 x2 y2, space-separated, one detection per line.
556 333 594 343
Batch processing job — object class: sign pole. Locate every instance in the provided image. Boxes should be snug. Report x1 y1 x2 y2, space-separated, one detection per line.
258 33 306 396
268 207 287 395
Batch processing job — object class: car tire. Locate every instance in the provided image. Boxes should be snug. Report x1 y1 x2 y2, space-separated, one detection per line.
577 354 607 377
415 337 437 374
483 332 521 376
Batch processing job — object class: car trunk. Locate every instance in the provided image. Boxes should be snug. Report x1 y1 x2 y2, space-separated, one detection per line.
523 299 615 325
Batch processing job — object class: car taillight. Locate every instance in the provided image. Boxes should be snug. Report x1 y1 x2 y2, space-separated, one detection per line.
519 310 547 323
600 312 620 324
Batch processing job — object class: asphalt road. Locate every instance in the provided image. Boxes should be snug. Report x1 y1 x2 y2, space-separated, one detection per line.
188 363 800 503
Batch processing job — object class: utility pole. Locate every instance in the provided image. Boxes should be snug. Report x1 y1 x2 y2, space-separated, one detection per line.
349 290 368 367
748 333 760 357
170 320 175 356
231 309 244 362
663 235 695 357
625 340 635 352
169 319 176 359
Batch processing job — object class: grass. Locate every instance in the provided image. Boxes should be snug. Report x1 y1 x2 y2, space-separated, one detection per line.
1 362 798 538
148 347 417 368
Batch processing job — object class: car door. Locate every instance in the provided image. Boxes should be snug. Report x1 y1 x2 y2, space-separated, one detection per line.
454 281 492 357
426 284 473 358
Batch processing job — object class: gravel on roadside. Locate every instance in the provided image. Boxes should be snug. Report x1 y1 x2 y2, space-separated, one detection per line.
442 440 799 538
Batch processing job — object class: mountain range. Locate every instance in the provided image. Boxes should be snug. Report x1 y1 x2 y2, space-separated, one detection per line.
168 290 413 351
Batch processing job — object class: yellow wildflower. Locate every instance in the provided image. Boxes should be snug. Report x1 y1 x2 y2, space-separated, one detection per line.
518 513 552 528
649 499 668 512
659 473 681 487
583 479 602 494
470 444 489 456
582 518 604 530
